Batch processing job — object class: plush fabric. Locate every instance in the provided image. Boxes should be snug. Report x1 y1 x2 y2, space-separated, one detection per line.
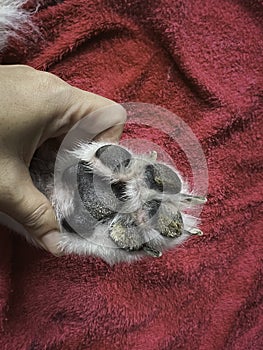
0 0 262 349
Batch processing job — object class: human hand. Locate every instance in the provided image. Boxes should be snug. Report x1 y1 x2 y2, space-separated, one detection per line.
0 64 126 255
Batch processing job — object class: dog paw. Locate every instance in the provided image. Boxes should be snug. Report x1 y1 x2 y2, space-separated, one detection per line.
47 142 206 264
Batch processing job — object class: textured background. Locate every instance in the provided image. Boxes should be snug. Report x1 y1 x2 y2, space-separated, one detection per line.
0 0 262 349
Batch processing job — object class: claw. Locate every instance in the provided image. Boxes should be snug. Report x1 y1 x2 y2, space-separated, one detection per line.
186 228 204 236
179 194 207 205
143 245 162 258
150 151 158 161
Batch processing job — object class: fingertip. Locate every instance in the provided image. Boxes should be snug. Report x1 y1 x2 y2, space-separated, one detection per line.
40 230 64 256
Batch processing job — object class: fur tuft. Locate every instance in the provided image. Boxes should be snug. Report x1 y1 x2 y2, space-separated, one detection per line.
0 0 34 52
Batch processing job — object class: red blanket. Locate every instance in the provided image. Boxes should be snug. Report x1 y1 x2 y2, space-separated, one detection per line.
0 0 262 349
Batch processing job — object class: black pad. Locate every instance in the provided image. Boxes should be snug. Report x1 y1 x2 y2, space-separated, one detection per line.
144 163 182 194
95 145 131 171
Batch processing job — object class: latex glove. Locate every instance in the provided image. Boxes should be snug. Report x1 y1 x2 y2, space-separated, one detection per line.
0 64 126 255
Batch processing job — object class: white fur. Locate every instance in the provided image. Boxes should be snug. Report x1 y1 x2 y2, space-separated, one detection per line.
0 0 33 52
